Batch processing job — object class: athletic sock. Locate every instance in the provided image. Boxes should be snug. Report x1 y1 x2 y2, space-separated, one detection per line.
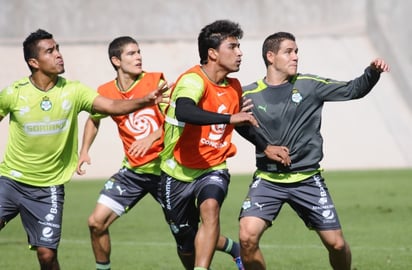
222 237 244 270
96 261 111 270
194 267 208 270
222 237 240 258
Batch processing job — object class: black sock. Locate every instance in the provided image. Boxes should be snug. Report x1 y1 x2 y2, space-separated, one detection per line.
223 237 240 258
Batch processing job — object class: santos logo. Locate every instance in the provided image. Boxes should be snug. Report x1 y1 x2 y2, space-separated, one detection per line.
42 227 54 238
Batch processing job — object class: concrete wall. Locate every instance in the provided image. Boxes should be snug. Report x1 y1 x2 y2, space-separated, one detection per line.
367 0 412 104
0 0 367 42
0 0 411 179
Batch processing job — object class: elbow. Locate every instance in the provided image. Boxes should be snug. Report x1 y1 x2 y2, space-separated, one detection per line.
175 107 188 122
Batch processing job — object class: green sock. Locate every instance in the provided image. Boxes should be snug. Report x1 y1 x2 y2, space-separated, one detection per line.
194 267 208 270
96 261 111 270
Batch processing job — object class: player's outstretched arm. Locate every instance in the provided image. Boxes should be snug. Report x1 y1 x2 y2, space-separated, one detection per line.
92 81 170 116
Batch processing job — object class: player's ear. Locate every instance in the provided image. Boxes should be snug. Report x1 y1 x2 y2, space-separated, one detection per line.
208 48 218 61
28 58 39 70
266 51 275 66
111 56 121 69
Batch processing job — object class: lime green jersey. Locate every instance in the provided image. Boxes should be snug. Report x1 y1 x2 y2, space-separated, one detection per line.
0 77 98 186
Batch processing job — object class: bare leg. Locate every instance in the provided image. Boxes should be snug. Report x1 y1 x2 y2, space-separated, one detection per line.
0 218 5 230
239 216 268 270
88 203 119 264
37 246 60 270
194 198 220 268
317 229 351 270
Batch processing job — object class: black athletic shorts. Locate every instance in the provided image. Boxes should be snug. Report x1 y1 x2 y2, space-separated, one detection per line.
160 169 230 232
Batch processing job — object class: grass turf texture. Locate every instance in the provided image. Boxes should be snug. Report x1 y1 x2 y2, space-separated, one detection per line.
0 169 411 269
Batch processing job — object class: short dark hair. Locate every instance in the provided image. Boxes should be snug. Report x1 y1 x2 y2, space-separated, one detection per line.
198 20 243 65
23 29 53 63
262 32 295 67
108 36 138 70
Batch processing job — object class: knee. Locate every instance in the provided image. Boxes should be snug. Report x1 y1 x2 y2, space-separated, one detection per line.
325 236 349 253
239 217 267 255
87 215 105 234
239 226 259 252
37 247 58 266
239 233 258 253
332 238 349 252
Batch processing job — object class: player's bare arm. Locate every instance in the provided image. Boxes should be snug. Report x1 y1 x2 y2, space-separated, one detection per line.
77 117 100 175
92 81 170 115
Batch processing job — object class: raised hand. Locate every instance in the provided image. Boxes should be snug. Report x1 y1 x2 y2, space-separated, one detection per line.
370 58 390 73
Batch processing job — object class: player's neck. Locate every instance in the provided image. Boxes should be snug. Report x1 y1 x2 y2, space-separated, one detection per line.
265 71 289 86
117 72 141 92
30 73 58 92
200 65 226 85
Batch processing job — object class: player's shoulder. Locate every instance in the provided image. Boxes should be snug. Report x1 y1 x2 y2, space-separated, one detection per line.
56 77 96 96
56 76 87 88
9 77 30 89
293 73 327 83
97 79 116 90
144 71 164 77
242 81 259 91
242 79 268 96
178 72 204 90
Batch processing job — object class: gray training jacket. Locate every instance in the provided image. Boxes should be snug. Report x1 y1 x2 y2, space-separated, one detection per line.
241 66 381 173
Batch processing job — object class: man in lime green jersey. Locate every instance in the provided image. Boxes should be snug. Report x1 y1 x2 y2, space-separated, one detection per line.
0 29 168 270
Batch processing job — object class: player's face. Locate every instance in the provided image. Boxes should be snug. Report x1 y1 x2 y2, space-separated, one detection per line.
272 39 298 76
118 43 143 76
215 36 243 73
31 39 65 75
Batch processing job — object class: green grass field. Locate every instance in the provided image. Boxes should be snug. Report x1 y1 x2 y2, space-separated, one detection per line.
1 169 411 269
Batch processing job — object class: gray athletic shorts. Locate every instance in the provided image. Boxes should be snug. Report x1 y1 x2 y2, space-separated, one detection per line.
160 169 229 242
0 176 64 249
239 173 342 230
98 167 161 216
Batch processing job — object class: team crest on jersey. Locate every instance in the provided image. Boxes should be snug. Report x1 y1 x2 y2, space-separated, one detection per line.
40 96 52 111
291 89 302 104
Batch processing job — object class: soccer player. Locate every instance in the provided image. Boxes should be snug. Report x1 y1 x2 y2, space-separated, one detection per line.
159 19 257 270
0 29 167 270
76 36 167 270
236 31 390 270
